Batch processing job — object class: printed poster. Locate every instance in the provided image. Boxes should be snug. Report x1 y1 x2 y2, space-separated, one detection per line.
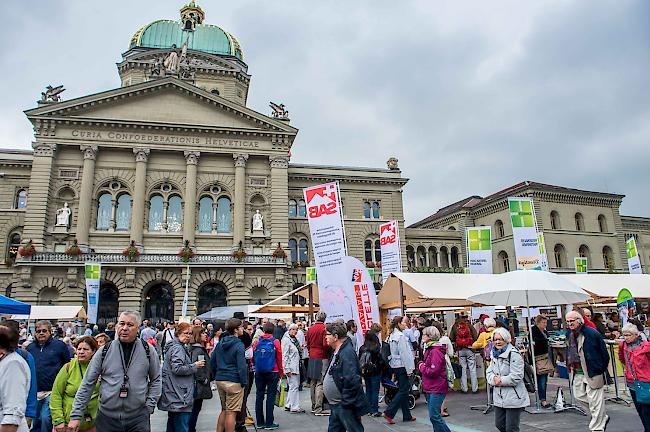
466 226 493 274
84 263 101 324
627 237 642 274
345 256 380 347
538 232 549 271
574 257 588 274
379 220 402 283
507 197 542 270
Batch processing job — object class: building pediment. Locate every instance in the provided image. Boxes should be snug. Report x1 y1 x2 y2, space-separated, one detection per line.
25 77 297 135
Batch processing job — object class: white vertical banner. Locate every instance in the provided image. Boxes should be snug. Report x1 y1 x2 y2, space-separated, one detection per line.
84 263 101 324
379 220 402 283
345 256 380 347
574 257 588 274
304 182 348 322
466 226 493 274
537 232 549 271
507 197 542 270
181 265 190 321
627 237 642 274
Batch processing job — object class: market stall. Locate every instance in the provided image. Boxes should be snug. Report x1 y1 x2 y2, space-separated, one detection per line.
10 305 86 321
0 294 31 316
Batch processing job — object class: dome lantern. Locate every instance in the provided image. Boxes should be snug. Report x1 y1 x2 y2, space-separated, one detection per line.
180 1 205 31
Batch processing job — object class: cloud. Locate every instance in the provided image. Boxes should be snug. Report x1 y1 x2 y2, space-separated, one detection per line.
0 0 648 222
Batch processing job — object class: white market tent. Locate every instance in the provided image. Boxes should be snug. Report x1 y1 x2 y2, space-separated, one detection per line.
11 305 86 321
197 305 293 321
561 274 650 301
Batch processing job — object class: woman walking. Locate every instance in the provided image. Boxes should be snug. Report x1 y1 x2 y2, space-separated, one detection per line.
358 329 383 416
619 322 650 431
419 326 451 432
486 328 529 432
532 315 552 408
0 324 31 432
50 336 100 432
383 316 416 424
188 326 212 432
159 322 205 432
281 324 304 413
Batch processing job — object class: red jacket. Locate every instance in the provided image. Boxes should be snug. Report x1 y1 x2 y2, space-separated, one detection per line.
618 339 650 384
306 321 329 360
252 334 284 376
583 317 597 330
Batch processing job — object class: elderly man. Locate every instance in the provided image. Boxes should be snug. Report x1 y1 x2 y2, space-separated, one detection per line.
69 311 162 432
306 312 330 416
566 311 610 431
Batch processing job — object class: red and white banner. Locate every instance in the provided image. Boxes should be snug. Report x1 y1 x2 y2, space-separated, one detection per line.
303 182 348 322
345 256 380 347
379 220 402 283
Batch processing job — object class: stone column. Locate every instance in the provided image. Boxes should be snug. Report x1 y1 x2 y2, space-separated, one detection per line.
233 154 249 247
269 155 290 247
130 148 149 247
76 145 98 249
22 143 57 249
183 151 200 245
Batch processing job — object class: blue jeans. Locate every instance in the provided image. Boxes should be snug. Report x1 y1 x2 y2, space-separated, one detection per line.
328 404 364 432
536 374 548 402
32 395 52 432
166 412 191 432
188 399 203 432
425 393 450 432
255 372 280 427
364 375 381 414
384 367 412 421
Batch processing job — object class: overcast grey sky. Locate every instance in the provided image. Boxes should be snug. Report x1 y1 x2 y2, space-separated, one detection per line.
0 1 648 224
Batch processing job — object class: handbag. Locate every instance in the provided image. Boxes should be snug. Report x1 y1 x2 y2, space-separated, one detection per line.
624 348 650 404
274 377 288 407
534 353 554 375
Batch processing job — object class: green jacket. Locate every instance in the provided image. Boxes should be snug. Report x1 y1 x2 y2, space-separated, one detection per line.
49 358 100 429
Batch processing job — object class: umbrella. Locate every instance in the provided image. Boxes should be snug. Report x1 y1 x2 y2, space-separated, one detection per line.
467 270 591 413
0 294 31 316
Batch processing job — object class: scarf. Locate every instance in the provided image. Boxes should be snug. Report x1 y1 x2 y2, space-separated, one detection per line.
492 344 508 359
567 325 582 370
627 336 643 352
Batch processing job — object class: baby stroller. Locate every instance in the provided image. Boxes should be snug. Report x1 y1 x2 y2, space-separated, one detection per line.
381 372 422 410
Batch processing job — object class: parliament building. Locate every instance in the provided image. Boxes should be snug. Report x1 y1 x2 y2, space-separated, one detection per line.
0 2 648 322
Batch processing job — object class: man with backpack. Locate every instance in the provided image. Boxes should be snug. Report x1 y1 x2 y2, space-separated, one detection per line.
449 314 478 393
68 311 161 432
251 322 283 430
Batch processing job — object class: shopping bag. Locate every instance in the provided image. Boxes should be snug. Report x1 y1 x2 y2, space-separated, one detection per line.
275 377 288 407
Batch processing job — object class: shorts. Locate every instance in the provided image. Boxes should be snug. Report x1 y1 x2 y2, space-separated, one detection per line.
217 380 245 412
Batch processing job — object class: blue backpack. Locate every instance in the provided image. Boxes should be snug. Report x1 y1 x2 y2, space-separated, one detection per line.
254 337 276 373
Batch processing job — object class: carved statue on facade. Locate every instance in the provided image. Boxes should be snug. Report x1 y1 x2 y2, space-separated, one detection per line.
163 43 187 74
56 202 71 227
252 210 264 232
387 157 399 170
40 85 65 103
269 102 289 120
150 56 164 77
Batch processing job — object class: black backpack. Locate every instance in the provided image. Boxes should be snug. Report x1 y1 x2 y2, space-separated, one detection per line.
380 338 392 366
507 350 536 393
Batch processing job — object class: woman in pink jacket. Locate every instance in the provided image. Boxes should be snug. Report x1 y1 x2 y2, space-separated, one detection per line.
619 322 650 431
419 326 451 432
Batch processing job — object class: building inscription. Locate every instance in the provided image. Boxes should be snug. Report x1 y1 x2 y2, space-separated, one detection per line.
70 130 260 148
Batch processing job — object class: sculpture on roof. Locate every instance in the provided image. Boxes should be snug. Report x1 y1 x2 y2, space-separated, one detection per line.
387 157 399 170
40 85 65 103
164 43 187 73
269 102 289 120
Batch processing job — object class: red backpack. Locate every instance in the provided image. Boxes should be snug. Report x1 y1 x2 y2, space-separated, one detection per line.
456 322 473 348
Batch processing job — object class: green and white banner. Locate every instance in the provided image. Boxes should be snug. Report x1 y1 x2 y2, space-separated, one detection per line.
574 257 588 274
537 232 549 271
84 263 101 324
466 226 493 274
507 197 542 270
627 237 642 274
306 267 317 283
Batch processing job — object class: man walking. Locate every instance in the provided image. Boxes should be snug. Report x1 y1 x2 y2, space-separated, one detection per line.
346 320 358 354
566 311 610 431
27 320 71 432
324 322 368 432
449 314 478 393
307 312 330 416
68 311 162 432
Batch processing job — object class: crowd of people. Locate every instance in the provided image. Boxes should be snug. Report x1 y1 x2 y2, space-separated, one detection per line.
0 306 649 432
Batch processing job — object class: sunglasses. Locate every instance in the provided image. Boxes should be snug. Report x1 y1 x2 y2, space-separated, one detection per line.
35 329 50 334
566 319 579 324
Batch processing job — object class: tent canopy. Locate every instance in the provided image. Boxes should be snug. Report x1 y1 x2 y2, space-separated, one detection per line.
197 305 295 320
11 305 86 320
0 295 31 316
253 283 320 314
561 274 650 301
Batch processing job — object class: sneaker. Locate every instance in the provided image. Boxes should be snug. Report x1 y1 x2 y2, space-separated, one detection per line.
372 412 383 417
315 410 330 416
290 408 306 413
245 418 254 425
404 417 416 422
382 413 396 425
284 407 290 411
265 424 280 430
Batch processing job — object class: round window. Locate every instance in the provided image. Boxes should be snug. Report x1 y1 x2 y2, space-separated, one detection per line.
110 182 121 191
209 185 221 194
161 184 172 193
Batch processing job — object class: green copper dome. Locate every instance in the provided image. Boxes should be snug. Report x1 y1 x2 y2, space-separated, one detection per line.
129 2 243 60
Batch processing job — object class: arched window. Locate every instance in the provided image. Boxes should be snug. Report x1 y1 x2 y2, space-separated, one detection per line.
448 226 456 231
417 246 427 267
598 215 608 233
39 286 59 305
554 244 566 268
288 239 298 263
7 232 21 263
450 246 460 268
148 195 164 231
364 240 373 262
198 197 213 233
217 197 232 233
250 286 269 305
439 246 449 268
197 283 227 315
602 246 614 269
15 189 28 209
98 282 119 325
298 199 307 217
579 244 591 261
428 246 438 267
288 199 297 217
298 239 308 263
575 213 585 231
406 245 415 268
115 194 132 231
550 211 560 230
374 239 381 262
498 251 510 273
495 220 504 238
143 283 174 322
96 193 112 231
363 202 371 219
167 195 183 232
371 202 380 219
365 238 381 263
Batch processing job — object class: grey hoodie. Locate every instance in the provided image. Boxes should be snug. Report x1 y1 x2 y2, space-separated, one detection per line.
158 338 197 413
71 340 161 420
